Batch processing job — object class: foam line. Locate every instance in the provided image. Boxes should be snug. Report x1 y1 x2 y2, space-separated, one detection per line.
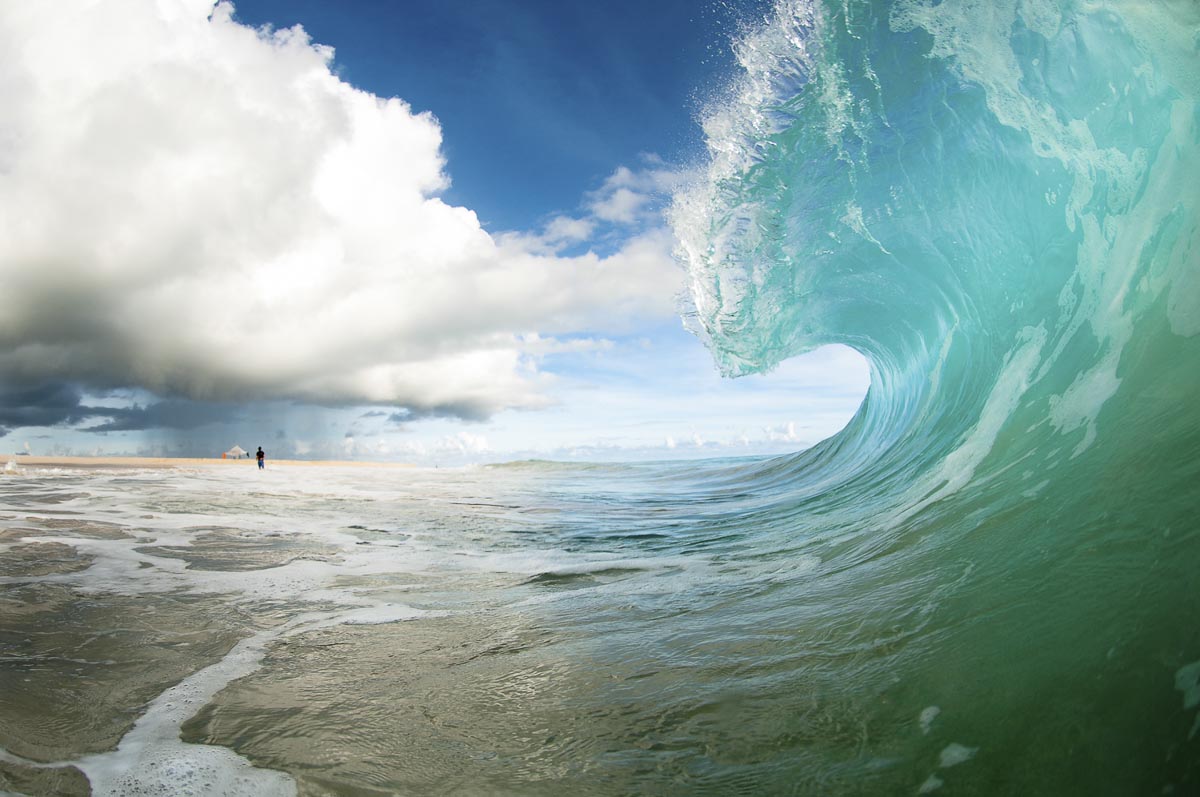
43 603 425 796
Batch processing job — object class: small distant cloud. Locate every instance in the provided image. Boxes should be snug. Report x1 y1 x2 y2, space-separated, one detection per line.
591 187 650 224
542 215 595 245
447 431 490 454
584 162 691 227
518 333 613 356
371 430 492 463
763 421 803 443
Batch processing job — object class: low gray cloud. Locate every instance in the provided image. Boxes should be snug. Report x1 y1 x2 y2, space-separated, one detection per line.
386 402 495 425
84 399 242 433
0 383 94 435
0 382 241 437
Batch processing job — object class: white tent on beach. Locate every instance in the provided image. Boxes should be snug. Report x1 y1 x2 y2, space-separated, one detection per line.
224 445 248 459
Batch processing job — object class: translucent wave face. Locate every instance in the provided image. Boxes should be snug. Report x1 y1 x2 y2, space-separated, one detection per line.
663 10 1200 794
671 0 1199 471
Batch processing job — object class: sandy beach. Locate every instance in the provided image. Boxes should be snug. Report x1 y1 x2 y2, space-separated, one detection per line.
3 455 413 469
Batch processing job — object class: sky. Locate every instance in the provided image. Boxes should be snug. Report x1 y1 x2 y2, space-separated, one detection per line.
0 0 869 465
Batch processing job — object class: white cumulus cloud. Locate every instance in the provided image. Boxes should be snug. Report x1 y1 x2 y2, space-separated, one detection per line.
0 0 682 422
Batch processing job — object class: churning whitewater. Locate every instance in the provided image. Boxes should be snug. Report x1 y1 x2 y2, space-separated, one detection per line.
3 0 1199 794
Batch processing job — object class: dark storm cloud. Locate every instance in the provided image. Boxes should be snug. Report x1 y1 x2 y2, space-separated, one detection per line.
0 382 239 437
84 399 241 433
0 383 94 435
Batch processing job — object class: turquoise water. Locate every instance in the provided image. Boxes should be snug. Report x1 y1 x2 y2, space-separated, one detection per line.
2 1 1199 794
668 0 1200 792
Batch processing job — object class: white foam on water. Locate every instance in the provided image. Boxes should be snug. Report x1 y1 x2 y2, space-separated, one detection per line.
919 705 940 735
891 0 1198 460
3 465 456 794
84 744 294 797
1 466 535 638
8 478 435 603
2 533 348 604
459 550 700 578
3 463 725 792
1174 660 1200 739
1175 661 1200 709
73 603 424 796
918 773 944 793
938 743 978 768
887 325 1047 529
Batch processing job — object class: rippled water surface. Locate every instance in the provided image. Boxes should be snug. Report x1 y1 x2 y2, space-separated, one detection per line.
1 445 1198 795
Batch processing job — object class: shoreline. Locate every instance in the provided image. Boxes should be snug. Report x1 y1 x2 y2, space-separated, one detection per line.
3 455 415 469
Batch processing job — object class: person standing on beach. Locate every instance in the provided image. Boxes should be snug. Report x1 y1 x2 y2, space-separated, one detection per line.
256 447 265 469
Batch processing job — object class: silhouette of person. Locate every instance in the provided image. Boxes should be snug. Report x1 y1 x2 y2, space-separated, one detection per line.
256 446 265 469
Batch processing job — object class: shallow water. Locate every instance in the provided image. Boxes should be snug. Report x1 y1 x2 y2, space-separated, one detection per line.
2 445 1198 795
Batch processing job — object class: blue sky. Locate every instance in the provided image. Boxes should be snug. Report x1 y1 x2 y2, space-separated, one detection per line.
229 0 766 232
0 0 868 465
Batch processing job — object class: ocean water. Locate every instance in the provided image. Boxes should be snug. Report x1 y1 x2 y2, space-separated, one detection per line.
2 0 1199 794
